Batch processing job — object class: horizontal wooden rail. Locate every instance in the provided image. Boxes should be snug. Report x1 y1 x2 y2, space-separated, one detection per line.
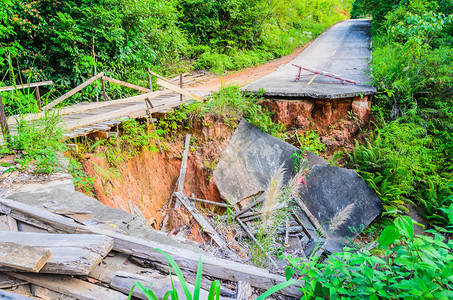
43 73 104 110
102 76 151 93
156 78 203 102
0 81 53 92
148 70 174 84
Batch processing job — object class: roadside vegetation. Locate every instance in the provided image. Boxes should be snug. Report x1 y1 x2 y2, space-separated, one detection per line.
349 0 453 227
1 0 351 104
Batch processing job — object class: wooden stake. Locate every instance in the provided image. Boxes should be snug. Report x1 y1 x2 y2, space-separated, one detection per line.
101 78 110 101
175 134 191 208
293 195 327 238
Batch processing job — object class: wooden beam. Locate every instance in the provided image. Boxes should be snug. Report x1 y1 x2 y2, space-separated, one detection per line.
175 134 191 208
0 242 51 272
293 195 327 238
63 95 189 131
156 78 203 102
148 70 173 84
110 271 213 300
0 288 33 299
0 198 301 297
7 273 127 300
9 90 172 125
0 81 53 92
174 192 226 248
43 73 104 110
187 197 229 208
102 76 151 93
0 232 114 275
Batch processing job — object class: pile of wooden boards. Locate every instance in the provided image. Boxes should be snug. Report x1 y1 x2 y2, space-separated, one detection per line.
0 196 302 299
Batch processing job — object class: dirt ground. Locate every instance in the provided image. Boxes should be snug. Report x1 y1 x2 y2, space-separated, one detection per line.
191 42 313 92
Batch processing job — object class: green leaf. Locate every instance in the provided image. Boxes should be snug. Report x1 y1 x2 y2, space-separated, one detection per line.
154 249 192 300
207 280 221 300
378 225 400 247
395 216 414 240
256 280 298 300
285 267 295 281
193 255 203 300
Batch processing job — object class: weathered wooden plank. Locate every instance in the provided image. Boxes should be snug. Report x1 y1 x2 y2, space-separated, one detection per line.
102 76 151 93
43 74 103 110
156 78 203 102
0 273 27 289
7 272 127 300
174 192 227 248
0 288 34 299
0 242 51 272
187 197 229 208
148 70 173 84
0 247 104 275
176 134 191 194
0 232 113 256
63 96 191 131
30 285 76 300
0 198 301 297
236 281 252 300
0 231 113 275
0 81 53 92
0 215 18 231
110 271 216 300
43 73 104 110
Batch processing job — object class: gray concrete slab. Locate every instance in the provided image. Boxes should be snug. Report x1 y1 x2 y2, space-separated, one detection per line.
242 19 376 99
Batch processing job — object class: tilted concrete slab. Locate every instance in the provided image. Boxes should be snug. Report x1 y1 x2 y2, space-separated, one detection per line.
214 119 382 242
242 19 376 99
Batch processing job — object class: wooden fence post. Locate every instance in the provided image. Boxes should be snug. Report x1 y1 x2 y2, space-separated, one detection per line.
0 93 11 142
148 68 153 92
35 86 41 109
179 74 183 102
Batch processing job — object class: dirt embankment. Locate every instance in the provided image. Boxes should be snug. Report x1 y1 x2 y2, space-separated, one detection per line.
81 117 234 234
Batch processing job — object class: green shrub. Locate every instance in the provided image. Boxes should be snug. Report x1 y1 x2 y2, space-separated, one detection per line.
261 215 453 299
1 112 68 174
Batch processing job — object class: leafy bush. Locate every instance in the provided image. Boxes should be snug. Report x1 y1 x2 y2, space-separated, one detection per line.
1 112 68 174
347 0 453 227
263 215 453 299
156 86 286 139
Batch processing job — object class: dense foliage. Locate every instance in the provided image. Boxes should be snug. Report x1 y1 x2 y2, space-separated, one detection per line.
279 215 453 299
348 0 453 226
0 0 351 106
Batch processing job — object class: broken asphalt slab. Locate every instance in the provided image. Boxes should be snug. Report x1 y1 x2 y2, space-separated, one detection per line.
214 119 382 244
241 19 376 99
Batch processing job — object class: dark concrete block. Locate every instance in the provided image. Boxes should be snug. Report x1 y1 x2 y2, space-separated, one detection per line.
299 165 382 240
214 119 382 243
213 119 299 205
